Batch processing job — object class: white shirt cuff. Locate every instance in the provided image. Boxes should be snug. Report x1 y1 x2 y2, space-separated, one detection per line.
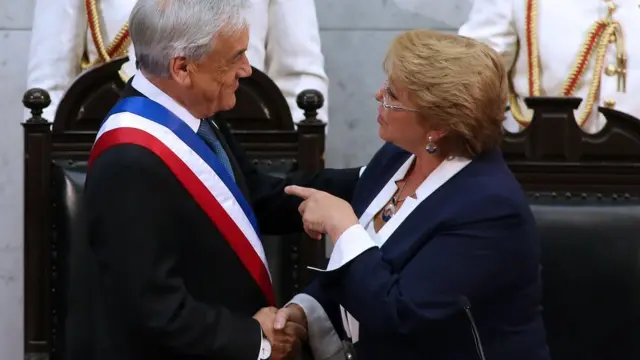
326 224 376 271
258 326 270 359
358 166 367 177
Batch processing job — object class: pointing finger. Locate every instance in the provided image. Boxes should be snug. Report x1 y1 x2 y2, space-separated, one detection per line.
285 185 318 200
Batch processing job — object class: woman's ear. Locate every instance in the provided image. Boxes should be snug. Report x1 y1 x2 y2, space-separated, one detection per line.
428 129 447 142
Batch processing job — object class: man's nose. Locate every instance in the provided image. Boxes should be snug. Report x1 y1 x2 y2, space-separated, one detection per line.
239 57 252 78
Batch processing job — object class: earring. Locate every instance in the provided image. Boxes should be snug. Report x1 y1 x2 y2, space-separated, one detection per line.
426 135 438 154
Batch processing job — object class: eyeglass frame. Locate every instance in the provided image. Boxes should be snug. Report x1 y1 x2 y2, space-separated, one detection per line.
379 82 420 112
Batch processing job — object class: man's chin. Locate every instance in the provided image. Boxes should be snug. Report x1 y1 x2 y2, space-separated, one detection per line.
216 97 237 113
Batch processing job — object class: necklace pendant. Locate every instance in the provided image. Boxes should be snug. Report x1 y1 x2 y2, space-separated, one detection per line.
381 203 396 222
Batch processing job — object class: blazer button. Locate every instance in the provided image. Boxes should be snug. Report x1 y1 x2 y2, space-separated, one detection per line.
604 64 618 76
603 99 616 108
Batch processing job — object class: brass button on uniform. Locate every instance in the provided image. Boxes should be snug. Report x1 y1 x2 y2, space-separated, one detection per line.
603 99 616 108
605 64 618 76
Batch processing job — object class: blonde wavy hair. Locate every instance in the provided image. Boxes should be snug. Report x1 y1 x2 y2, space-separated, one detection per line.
383 30 508 158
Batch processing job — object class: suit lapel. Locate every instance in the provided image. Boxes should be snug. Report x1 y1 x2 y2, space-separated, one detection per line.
121 82 143 98
206 118 252 200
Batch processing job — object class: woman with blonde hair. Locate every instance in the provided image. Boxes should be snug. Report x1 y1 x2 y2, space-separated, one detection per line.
277 30 551 360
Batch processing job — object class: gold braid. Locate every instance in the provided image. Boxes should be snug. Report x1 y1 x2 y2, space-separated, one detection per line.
510 0 627 129
82 0 132 82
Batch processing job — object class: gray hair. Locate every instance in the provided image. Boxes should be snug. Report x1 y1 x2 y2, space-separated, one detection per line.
129 0 251 77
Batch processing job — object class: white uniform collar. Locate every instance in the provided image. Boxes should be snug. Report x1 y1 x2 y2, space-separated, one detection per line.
131 71 201 132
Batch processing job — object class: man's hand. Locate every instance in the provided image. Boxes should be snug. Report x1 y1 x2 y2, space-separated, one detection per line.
274 303 308 330
254 306 278 339
273 304 308 359
254 306 307 359
285 185 359 243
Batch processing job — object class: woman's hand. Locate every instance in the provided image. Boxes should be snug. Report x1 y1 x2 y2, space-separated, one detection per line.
285 185 359 243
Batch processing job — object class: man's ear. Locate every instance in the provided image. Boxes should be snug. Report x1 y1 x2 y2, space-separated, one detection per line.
169 57 191 86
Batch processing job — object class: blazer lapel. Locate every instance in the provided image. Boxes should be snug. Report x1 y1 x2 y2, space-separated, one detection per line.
377 157 471 247
359 153 414 227
358 155 415 232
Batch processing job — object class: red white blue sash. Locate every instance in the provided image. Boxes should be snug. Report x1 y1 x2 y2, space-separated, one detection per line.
89 96 275 305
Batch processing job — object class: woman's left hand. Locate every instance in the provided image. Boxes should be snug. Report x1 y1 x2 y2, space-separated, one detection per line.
285 185 359 243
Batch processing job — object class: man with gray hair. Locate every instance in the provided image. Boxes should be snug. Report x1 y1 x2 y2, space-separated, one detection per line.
78 1 359 359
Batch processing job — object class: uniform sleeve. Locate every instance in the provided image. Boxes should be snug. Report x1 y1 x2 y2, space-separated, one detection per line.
458 0 519 70
26 0 87 122
265 0 329 124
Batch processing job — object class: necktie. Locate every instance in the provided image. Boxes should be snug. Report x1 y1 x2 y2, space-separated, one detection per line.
197 121 236 182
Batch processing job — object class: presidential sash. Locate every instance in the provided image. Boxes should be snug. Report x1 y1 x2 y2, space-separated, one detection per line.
89 96 275 305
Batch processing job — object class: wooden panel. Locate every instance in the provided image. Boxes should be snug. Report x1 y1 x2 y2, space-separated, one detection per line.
502 97 640 194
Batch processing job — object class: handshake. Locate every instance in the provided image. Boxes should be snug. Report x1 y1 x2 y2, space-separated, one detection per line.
253 304 308 360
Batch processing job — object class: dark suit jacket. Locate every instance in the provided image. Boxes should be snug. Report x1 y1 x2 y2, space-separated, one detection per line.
306 144 551 360
78 84 359 360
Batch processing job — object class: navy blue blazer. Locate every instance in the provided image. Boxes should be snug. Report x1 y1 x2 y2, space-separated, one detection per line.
304 143 551 360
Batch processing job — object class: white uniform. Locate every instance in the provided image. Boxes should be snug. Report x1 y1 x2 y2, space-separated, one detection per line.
458 0 639 133
26 0 329 124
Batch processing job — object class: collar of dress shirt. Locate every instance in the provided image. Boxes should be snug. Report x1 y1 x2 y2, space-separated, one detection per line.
131 71 201 132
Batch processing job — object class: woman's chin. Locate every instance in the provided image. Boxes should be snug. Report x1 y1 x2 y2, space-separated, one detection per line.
378 125 389 142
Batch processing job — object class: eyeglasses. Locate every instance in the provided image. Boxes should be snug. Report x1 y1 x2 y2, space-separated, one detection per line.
379 83 419 112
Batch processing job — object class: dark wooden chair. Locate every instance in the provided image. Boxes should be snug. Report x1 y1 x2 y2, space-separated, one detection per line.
22 57 327 360
503 97 640 360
